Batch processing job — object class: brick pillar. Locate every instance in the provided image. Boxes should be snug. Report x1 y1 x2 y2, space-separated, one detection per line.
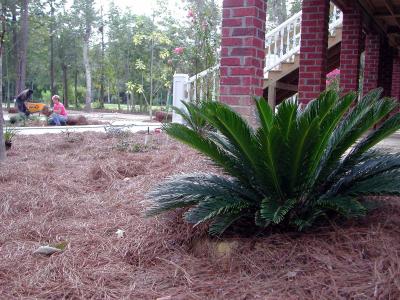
363 32 380 94
298 0 330 104
339 3 362 93
219 0 266 125
391 54 400 102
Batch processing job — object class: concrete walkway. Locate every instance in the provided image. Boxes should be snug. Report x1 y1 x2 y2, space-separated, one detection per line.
1 109 399 150
3 110 162 135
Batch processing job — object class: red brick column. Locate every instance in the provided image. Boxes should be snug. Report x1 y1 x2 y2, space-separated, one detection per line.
219 0 266 125
339 3 362 93
298 0 330 104
391 54 400 102
363 32 380 94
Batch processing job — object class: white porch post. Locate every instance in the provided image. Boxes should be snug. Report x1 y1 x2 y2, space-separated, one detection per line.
172 73 189 124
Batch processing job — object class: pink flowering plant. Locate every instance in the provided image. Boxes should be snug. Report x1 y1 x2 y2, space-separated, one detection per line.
172 0 220 77
326 69 340 92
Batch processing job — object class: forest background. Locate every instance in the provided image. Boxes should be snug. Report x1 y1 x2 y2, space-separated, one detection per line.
0 0 301 114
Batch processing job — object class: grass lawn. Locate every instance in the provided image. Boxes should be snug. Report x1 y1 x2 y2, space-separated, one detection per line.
0 132 399 299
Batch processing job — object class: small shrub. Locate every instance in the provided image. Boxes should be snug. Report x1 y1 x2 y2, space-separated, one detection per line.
115 140 130 151
61 129 79 143
104 125 129 138
8 107 19 114
154 111 172 123
4 126 18 143
147 88 400 236
8 116 19 125
92 100 104 109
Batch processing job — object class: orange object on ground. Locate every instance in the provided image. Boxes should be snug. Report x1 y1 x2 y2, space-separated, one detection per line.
25 102 48 114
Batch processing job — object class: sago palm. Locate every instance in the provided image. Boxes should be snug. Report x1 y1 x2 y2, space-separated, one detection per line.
147 88 400 235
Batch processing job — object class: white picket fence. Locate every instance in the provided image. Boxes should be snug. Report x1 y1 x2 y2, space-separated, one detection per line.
172 3 343 123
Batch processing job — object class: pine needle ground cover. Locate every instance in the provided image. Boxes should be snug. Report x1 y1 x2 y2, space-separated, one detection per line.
0 132 399 299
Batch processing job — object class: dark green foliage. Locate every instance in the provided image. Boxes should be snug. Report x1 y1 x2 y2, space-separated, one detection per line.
171 101 213 135
147 89 400 235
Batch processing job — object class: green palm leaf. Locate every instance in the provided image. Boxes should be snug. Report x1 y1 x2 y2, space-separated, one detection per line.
316 196 367 217
345 111 400 162
209 212 248 236
345 170 400 195
147 174 260 216
148 88 400 236
260 198 297 224
320 89 384 176
184 197 251 226
201 101 261 171
325 153 400 196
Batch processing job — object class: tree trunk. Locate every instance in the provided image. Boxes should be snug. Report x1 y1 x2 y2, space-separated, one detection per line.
0 2 6 160
11 2 17 98
62 63 68 107
149 15 155 120
50 0 56 96
5 45 10 108
117 91 120 111
15 0 30 94
99 9 105 108
83 32 92 111
107 82 110 103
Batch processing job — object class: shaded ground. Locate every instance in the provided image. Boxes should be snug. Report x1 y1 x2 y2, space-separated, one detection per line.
0 132 399 299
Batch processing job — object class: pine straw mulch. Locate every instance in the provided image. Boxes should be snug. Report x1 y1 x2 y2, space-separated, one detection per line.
0 132 399 299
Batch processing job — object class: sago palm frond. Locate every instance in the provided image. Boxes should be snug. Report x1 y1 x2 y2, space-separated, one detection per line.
171 101 210 134
147 88 400 235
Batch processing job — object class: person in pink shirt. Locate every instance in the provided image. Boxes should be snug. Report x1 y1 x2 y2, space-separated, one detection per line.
50 95 68 126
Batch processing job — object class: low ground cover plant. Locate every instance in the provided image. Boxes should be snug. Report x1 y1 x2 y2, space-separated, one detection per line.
147 89 400 235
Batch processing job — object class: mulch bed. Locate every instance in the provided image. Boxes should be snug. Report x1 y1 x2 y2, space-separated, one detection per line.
0 132 399 299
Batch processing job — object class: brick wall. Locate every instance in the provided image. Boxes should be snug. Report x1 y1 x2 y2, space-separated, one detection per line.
339 2 362 94
219 0 266 126
363 32 380 94
298 0 330 104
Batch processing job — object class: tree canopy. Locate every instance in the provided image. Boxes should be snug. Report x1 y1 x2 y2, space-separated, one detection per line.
1 0 221 112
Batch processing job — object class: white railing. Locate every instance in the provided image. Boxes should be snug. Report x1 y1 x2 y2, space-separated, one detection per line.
172 2 343 122
265 3 343 72
264 11 302 71
187 64 220 103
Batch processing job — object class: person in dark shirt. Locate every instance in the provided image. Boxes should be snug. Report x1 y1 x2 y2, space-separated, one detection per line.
15 89 33 116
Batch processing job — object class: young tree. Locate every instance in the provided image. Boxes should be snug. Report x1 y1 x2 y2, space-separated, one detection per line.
0 3 7 160
72 0 96 111
49 0 56 95
15 0 30 94
57 11 77 108
98 4 105 108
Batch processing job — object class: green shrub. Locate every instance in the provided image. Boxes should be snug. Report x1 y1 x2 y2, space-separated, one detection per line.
172 101 213 135
4 126 18 143
8 116 19 125
147 88 400 236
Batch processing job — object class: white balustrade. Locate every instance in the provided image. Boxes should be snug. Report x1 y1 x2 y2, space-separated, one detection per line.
186 64 220 104
172 2 343 114
264 3 342 72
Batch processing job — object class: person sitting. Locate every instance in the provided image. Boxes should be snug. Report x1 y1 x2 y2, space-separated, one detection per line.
48 95 68 126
